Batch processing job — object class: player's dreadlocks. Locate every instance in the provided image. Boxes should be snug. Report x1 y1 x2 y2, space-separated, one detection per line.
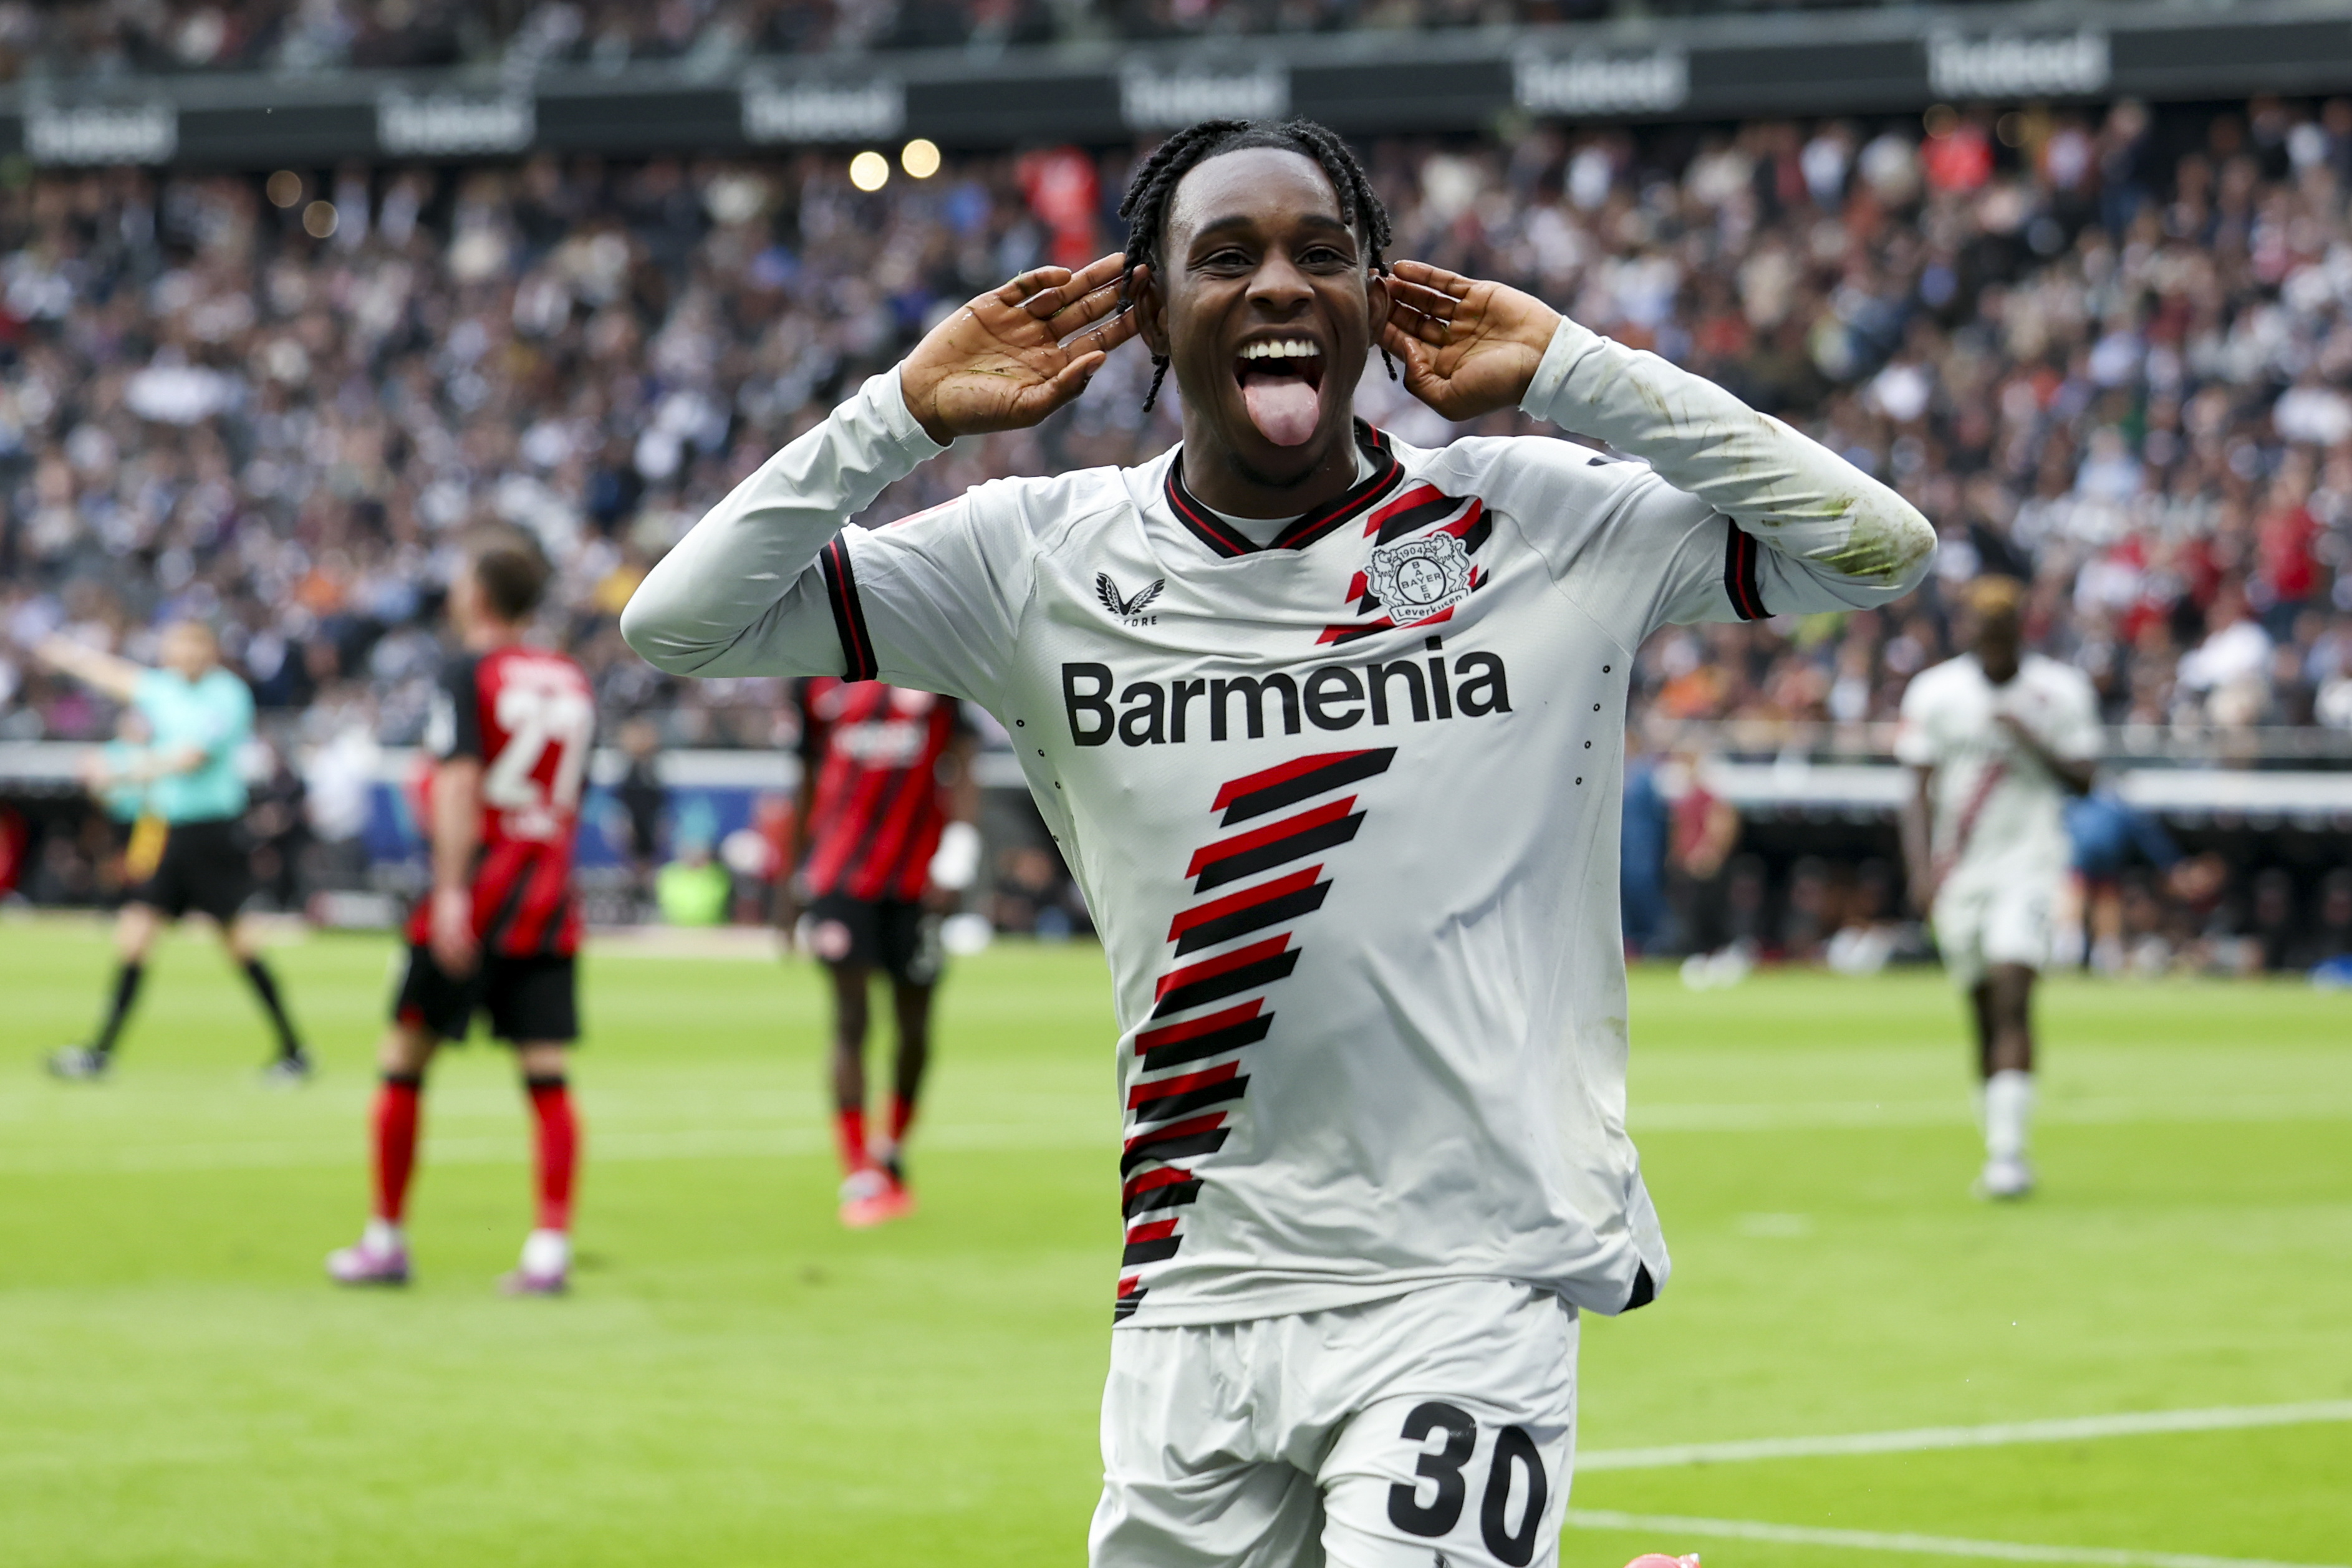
1117 118 1397 413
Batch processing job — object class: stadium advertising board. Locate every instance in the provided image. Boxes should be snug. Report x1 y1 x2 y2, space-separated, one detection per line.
0 0 2348 165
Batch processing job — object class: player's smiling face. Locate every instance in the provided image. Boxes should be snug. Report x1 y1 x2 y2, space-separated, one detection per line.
1145 148 1384 499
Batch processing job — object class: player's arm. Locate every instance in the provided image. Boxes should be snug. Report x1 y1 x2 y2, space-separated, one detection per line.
1994 714 2096 796
32 636 147 703
1900 764 1938 913
422 658 486 976
1382 261 1934 607
620 255 1136 680
428 757 484 977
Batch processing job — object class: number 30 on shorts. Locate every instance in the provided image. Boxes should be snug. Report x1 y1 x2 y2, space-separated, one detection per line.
1386 1401 1550 1566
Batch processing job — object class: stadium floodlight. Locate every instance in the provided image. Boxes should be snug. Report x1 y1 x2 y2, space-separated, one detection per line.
302 200 338 239
266 170 302 208
900 138 941 179
849 150 890 191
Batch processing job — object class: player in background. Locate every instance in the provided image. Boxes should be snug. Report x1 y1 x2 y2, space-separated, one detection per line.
779 678 980 1227
624 118 1933 1567
1899 576 2099 1200
328 535 592 1294
35 622 311 1082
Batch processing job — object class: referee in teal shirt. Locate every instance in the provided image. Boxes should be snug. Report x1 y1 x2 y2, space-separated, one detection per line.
35 622 311 1081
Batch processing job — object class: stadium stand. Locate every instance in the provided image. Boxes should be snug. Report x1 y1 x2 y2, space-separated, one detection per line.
0 0 2012 77
4 93 2351 956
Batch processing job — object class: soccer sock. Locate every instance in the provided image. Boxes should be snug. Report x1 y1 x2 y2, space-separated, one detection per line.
526 1075 579 1233
1984 1069 2035 1163
834 1106 868 1175
372 1073 424 1226
888 1091 917 1146
240 957 303 1059
91 961 144 1056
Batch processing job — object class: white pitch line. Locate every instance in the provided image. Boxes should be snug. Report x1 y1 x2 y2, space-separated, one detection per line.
1564 1509 2346 1568
1629 1095 2352 1132
1577 1402 2352 1472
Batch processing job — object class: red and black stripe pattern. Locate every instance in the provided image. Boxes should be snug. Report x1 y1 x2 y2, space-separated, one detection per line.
819 536 880 681
1316 481 1493 647
798 680 962 903
1114 746 1396 1321
1723 524 1768 622
1163 423 1405 560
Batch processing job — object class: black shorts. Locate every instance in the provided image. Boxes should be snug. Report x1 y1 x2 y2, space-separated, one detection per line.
393 945 579 1044
127 816 251 923
807 893 942 986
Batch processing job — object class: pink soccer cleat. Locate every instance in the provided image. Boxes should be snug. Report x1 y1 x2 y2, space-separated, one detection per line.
499 1229 571 1296
497 1266 569 1296
838 1166 916 1229
326 1238 411 1286
1624 1557 1700 1567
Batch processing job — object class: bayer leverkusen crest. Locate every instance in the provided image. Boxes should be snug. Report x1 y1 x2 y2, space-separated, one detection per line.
1364 532 1472 627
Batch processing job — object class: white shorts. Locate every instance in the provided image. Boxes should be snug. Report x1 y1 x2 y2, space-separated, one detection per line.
1089 1279 1578 1568
1934 872 2056 989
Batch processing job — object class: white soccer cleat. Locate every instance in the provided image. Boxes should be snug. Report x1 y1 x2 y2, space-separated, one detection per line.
45 1045 109 1080
1974 1156 2035 1201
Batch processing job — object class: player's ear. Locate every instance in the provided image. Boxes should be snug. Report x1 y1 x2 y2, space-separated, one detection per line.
1130 263 1171 358
1365 267 1392 335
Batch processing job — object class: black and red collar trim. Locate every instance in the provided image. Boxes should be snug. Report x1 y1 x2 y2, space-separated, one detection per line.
1163 422 1405 559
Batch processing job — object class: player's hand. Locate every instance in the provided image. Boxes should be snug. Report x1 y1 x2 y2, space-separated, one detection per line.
1380 260 1563 423
429 887 478 978
773 895 801 953
899 253 1139 443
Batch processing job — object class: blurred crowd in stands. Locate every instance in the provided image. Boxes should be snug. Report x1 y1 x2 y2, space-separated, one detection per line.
4 94 2352 955
4 0 1937 78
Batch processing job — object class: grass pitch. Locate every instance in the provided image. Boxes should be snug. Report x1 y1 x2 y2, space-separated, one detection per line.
1 916 2346 1567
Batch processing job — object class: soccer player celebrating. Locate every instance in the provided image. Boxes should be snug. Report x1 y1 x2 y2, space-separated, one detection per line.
781 678 980 1227
1899 575 2098 1201
36 622 311 1082
328 534 592 1294
624 119 1932 1567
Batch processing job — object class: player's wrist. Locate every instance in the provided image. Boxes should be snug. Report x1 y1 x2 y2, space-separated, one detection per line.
1515 314 1595 423
895 360 958 446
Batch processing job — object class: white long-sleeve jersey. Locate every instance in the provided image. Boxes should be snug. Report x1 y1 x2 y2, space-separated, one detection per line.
624 318 1934 1327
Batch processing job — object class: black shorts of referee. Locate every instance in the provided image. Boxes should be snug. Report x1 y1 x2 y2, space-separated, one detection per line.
127 815 252 924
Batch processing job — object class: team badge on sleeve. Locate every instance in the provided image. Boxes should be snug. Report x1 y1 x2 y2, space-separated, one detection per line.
1366 534 1472 627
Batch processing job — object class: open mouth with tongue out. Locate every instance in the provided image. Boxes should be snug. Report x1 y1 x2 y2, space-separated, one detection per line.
1235 335 1327 448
